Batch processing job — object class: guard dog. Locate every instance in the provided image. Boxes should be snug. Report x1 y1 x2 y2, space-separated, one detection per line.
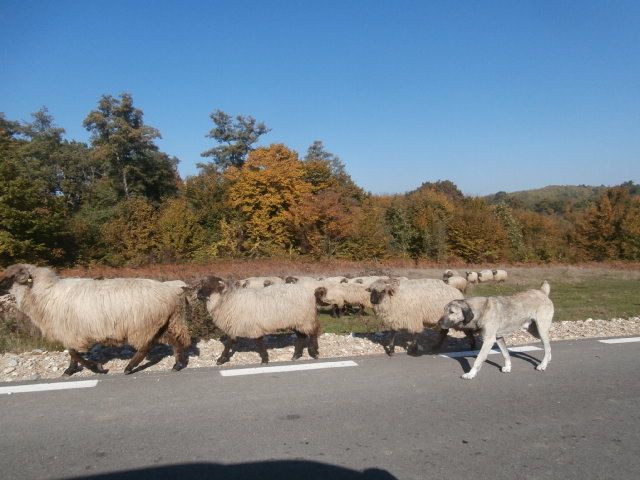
438 281 554 379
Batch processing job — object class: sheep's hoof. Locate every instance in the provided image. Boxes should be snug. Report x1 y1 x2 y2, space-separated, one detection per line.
91 364 108 374
308 350 319 359
407 345 420 357
292 353 303 360
260 359 269 365
384 347 394 357
62 367 79 377
172 363 185 372
123 368 133 375
216 356 230 366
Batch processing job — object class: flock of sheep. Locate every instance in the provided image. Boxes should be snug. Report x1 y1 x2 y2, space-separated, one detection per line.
0 263 517 379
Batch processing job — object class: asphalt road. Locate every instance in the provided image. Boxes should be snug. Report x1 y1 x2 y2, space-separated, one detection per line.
0 338 638 480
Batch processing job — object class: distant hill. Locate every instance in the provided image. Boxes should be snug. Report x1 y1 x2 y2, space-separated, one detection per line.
484 184 636 214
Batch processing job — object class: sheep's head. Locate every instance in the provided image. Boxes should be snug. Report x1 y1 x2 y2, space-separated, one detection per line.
492 269 498 275
285 276 298 284
366 280 398 305
314 287 329 306
443 271 454 279
196 276 228 301
340 278 349 283
0 264 34 294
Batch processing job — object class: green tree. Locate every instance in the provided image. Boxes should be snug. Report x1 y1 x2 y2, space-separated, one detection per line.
199 110 270 171
83 93 179 202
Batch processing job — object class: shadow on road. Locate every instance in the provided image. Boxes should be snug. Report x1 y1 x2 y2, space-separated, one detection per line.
63 460 397 480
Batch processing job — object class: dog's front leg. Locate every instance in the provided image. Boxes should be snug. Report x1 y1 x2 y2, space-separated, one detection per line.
462 331 497 380
495 337 511 373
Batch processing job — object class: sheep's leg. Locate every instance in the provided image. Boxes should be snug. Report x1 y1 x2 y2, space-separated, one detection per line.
123 343 153 375
384 330 397 356
66 349 108 375
216 337 236 365
407 333 419 356
255 336 269 364
165 333 188 371
308 333 319 359
331 305 341 318
292 331 307 360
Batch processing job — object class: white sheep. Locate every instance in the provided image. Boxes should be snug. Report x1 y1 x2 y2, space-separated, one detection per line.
197 277 322 364
444 275 468 293
443 269 459 279
0 264 191 376
492 269 508 283
315 282 373 317
478 269 494 283
465 271 479 283
238 276 285 288
366 278 470 355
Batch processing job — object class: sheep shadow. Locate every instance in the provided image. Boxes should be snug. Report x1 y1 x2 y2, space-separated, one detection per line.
84 342 201 374
352 330 477 357
64 461 398 480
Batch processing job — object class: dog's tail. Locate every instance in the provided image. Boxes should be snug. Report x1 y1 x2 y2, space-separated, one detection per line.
540 280 550 296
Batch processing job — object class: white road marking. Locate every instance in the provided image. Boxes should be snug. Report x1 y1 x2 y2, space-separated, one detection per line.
598 337 640 344
440 345 542 359
220 360 358 377
0 380 99 395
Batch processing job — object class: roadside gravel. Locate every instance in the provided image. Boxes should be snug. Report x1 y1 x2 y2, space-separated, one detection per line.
1 316 638 383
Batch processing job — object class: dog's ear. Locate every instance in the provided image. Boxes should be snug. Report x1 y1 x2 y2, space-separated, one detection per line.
458 300 474 325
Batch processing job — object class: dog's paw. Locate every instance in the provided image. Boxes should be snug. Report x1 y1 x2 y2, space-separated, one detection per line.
461 372 476 380
536 364 547 371
501 365 511 373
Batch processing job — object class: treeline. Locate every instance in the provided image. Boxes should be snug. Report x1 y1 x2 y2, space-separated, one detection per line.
1 93 639 267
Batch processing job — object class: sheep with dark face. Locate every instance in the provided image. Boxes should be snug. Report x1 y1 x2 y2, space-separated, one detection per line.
366 279 469 355
197 277 322 365
0 264 191 376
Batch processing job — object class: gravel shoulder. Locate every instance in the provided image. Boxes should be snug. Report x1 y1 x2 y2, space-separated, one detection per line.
2 316 639 383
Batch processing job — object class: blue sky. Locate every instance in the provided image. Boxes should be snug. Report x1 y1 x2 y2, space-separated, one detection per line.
1 0 638 195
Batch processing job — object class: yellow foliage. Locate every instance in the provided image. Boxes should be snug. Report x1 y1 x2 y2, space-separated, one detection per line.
225 144 312 255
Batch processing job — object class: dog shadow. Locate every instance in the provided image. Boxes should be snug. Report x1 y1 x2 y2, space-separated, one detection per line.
447 345 542 373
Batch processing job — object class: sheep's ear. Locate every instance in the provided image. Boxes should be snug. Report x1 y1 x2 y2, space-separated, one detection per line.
263 280 273 287
14 269 32 286
340 278 348 283
365 287 371 292
387 287 397 296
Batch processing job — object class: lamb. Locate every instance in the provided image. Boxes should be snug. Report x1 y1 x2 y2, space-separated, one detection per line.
238 276 285 288
465 271 479 283
492 269 508 283
444 275 468 293
366 278 472 355
0 264 191 376
478 269 494 283
197 277 322 364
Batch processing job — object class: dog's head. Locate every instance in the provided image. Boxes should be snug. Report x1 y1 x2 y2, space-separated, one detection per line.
438 300 474 329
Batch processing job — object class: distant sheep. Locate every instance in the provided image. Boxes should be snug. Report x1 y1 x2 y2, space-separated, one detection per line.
238 276 285 288
444 275 467 293
492 269 508 283
465 271 479 284
0 264 191 376
348 276 390 287
197 278 321 364
443 269 459 279
477 270 494 283
366 279 469 355
317 276 349 284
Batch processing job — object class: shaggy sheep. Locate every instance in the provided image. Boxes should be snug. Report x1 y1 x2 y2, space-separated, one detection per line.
238 276 285 288
478 269 494 283
366 279 471 355
492 269 508 283
465 271 479 283
197 278 322 364
0 264 191 376
163 280 187 288
444 275 468 293
315 282 372 317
